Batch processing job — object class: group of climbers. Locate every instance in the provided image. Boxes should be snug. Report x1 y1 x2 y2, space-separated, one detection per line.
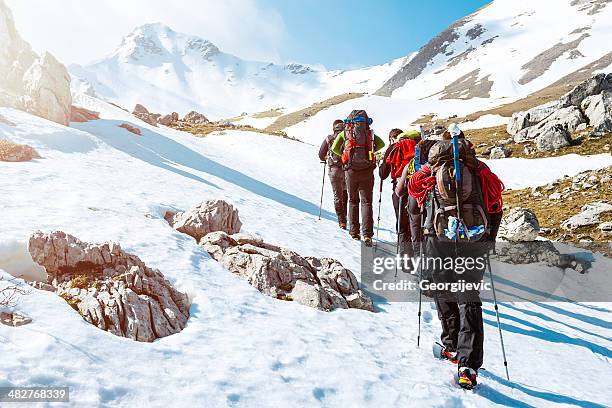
318 110 506 389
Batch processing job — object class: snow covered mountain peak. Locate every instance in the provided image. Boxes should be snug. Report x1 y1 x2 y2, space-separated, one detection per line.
112 22 220 63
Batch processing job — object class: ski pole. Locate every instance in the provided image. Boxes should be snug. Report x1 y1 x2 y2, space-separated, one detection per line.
318 162 326 220
374 178 384 251
486 251 510 381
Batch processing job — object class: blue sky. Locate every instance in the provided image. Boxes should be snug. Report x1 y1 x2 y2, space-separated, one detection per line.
261 0 491 69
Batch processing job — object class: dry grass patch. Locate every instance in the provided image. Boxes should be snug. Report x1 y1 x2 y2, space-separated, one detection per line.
171 121 302 142
265 92 364 133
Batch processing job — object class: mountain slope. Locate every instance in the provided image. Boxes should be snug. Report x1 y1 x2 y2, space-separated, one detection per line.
376 0 612 103
69 23 408 120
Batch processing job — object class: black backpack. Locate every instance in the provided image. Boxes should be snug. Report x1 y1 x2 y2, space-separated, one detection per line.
424 139 489 242
326 130 343 167
341 110 375 171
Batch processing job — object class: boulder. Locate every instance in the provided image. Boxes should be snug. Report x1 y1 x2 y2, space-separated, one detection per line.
28 231 190 342
119 123 141 135
581 90 612 133
199 231 373 311
498 207 540 242
534 125 572 151
166 200 242 241
133 104 149 114
0 139 40 161
70 105 99 123
559 73 612 108
561 201 612 230
514 106 584 143
21 52 72 126
159 112 179 126
489 146 509 159
494 241 590 273
507 100 561 136
132 104 159 126
183 110 209 125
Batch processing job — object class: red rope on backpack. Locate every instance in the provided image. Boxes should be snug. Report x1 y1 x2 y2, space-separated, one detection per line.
478 163 505 214
408 165 436 207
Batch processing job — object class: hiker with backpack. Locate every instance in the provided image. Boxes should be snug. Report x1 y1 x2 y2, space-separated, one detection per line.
319 119 348 229
380 129 421 256
331 110 385 246
407 124 505 389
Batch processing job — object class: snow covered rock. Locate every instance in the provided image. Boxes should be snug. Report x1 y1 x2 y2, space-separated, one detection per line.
581 91 612 133
0 311 32 327
183 110 209 125
166 200 242 242
514 106 584 143
561 202 612 230
28 231 190 342
199 231 373 312
534 125 572 151
559 72 612 108
507 100 561 136
0 139 40 161
21 52 72 126
498 207 540 242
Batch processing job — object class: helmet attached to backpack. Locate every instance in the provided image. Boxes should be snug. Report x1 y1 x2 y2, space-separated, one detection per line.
333 119 345 132
341 110 375 171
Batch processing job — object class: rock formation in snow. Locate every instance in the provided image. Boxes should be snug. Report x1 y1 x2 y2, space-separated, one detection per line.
0 139 40 161
168 200 373 311
507 73 612 151
28 231 190 342
498 207 541 242
0 1 72 125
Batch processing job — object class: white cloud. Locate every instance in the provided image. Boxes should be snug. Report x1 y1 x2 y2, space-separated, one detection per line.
5 0 287 64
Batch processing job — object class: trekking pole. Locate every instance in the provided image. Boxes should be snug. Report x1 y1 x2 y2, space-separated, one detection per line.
486 251 510 381
394 195 404 277
318 162 326 220
416 199 426 348
374 178 384 251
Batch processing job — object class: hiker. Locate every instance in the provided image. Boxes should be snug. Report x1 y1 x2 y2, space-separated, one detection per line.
380 129 420 256
408 124 505 389
331 110 385 246
319 119 348 229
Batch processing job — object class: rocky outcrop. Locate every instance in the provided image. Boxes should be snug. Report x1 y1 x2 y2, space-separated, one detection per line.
494 241 590 273
581 90 612 133
200 231 373 311
183 110 209 124
0 2 72 125
28 231 190 342
507 73 612 151
131 104 160 126
498 207 540 242
0 311 32 327
489 146 510 159
119 123 141 135
168 200 373 312
159 112 179 126
0 139 40 161
561 201 612 230
70 106 100 123
165 200 242 242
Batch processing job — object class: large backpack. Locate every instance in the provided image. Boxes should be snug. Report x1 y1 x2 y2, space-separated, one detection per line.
424 139 489 242
341 110 375 171
386 138 417 179
326 130 343 167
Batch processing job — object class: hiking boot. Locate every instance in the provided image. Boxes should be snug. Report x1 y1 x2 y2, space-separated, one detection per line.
363 236 373 247
339 222 347 230
351 234 361 241
441 348 458 364
457 367 478 389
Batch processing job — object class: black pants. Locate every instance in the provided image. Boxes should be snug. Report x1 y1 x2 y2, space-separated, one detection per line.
434 294 484 371
392 192 411 255
346 169 375 237
407 196 422 244
328 166 348 224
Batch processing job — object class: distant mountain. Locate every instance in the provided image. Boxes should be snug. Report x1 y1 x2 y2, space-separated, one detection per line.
69 23 408 119
376 0 612 102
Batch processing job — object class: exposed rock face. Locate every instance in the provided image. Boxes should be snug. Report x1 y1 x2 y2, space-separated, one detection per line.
561 201 612 230
534 125 572 151
22 52 72 125
119 123 141 135
200 231 373 311
183 110 209 124
513 106 585 143
559 72 612 108
158 112 179 126
166 200 242 242
0 139 40 161
0 311 32 327
507 100 561 136
70 105 100 123
132 103 160 126
0 3 72 125
581 90 612 133
28 231 190 342
498 207 540 242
